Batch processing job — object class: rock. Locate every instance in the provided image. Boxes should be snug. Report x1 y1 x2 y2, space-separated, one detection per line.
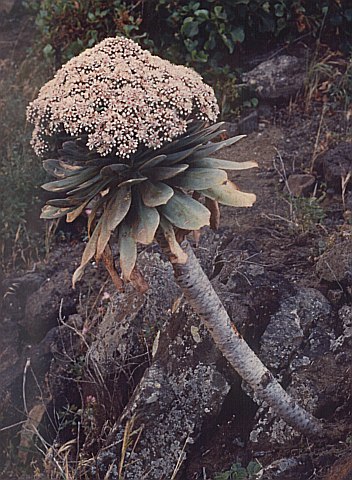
323 449 352 480
316 238 352 285
260 288 331 372
331 305 352 352
84 247 230 479
286 174 316 197
242 55 306 104
0 325 60 467
0 0 16 14
249 288 333 446
315 142 352 193
222 111 259 138
22 269 77 342
261 456 312 480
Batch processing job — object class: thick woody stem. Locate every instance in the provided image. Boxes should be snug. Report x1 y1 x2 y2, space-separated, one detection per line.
171 240 324 437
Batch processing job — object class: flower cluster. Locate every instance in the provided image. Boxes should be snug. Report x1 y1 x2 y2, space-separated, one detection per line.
27 36 219 158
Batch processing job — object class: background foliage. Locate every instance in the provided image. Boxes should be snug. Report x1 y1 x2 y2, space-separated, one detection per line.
25 0 352 69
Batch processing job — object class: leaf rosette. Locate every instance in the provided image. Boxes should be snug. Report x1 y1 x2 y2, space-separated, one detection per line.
27 37 257 287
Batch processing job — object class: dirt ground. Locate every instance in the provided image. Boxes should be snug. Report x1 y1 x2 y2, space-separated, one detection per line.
0 5 351 480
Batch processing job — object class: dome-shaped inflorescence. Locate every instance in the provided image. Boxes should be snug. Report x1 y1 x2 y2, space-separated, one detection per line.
27 36 220 158
27 37 257 286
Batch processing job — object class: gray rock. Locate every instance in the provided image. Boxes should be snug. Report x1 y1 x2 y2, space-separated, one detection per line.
242 55 306 104
316 238 352 284
261 456 311 480
260 288 331 371
95 303 229 480
249 288 333 445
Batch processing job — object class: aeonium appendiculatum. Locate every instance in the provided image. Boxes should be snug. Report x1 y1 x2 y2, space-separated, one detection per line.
40 121 256 287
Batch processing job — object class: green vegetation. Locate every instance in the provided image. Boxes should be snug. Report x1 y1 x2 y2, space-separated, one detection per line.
0 63 47 269
25 0 352 69
214 460 262 480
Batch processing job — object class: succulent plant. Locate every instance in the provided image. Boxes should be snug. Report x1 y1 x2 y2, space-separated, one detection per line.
40 120 256 286
28 37 323 441
26 36 256 287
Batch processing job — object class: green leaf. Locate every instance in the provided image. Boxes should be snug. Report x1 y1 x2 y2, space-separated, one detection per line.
100 164 129 177
118 177 148 188
160 122 223 153
146 164 189 181
140 181 174 207
170 168 227 190
201 181 256 207
191 157 258 170
43 43 54 57
66 174 102 195
41 169 96 192
192 135 246 160
214 5 226 19
181 17 199 38
96 185 132 258
231 26 245 43
194 9 209 20
132 197 160 244
72 219 102 288
163 145 203 165
43 159 82 178
138 154 167 170
159 217 188 264
160 191 210 230
118 221 137 281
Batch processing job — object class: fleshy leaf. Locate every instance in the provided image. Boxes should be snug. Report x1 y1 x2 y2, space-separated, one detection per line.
100 164 129 177
118 177 148 188
138 154 167 170
66 201 90 223
118 221 137 281
162 122 224 152
191 135 246 160
43 159 82 178
72 219 102 288
40 205 74 219
66 174 102 195
41 168 96 192
190 157 258 170
146 164 189 181
140 181 174 207
160 191 210 230
162 145 202 166
159 216 188 264
201 181 256 207
96 186 132 259
132 198 160 245
170 168 227 190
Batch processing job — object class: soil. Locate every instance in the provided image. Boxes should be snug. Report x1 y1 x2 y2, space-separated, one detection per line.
0 6 351 480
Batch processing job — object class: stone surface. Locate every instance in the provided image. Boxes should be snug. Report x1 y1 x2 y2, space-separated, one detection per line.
316 237 352 284
323 449 352 480
287 173 316 197
91 247 230 479
250 287 334 446
315 142 352 192
260 288 331 372
261 456 312 480
242 55 306 103
0 0 16 13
